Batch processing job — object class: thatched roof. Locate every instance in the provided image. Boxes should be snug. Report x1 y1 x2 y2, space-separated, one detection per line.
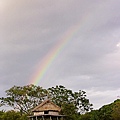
32 99 61 112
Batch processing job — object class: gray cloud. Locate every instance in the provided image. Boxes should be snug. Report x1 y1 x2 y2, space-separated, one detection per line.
1 0 120 109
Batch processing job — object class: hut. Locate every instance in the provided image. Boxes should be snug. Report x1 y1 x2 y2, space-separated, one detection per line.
29 99 65 120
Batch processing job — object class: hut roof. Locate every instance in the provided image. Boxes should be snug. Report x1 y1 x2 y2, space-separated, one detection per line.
32 99 61 112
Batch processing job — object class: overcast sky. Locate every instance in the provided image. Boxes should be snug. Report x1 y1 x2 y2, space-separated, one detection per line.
1 0 120 110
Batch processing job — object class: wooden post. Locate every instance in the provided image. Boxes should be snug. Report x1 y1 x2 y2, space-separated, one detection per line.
36 116 38 120
42 116 44 120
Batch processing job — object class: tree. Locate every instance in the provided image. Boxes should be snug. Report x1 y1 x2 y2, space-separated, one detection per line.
0 84 47 115
48 85 93 115
111 99 120 120
0 84 92 118
79 112 91 120
79 99 120 120
0 110 4 120
98 100 120 120
89 110 99 120
98 104 113 120
0 110 28 120
3 110 21 120
61 103 79 120
78 110 99 120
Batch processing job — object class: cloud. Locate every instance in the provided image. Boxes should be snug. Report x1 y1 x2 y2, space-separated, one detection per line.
0 0 120 110
86 88 120 109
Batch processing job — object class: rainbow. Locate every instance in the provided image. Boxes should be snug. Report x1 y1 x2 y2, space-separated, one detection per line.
30 14 90 85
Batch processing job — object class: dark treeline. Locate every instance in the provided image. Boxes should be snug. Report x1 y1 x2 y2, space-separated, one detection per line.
0 85 120 120
80 99 120 120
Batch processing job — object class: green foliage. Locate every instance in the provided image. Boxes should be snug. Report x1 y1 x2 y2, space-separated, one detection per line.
0 110 28 120
0 84 92 119
111 99 120 120
79 110 99 120
0 84 47 115
89 110 99 120
61 103 78 120
48 85 93 114
80 112 91 120
0 110 4 120
98 99 120 120
79 99 120 120
2 85 120 120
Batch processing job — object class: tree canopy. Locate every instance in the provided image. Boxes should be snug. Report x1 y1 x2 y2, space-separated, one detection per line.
0 85 120 120
0 84 92 119
80 99 120 120
0 110 28 120
0 84 47 115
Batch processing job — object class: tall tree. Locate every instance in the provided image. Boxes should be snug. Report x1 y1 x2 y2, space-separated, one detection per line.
0 84 92 118
48 85 93 114
0 84 47 115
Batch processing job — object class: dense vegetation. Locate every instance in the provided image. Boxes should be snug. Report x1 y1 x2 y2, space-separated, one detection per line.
0 85 92 120
0 110 27 120
0 84 120 120
80 99 120 120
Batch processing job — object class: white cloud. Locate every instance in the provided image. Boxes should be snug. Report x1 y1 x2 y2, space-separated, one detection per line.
86 88 120 109
116 42 120 47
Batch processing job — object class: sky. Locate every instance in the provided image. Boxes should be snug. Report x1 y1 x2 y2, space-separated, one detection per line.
1 0 120 110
